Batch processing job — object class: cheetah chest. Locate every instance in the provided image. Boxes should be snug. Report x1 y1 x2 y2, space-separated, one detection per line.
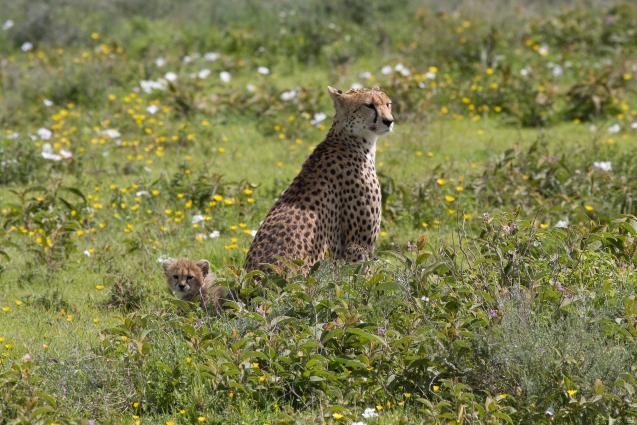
335 156 381 249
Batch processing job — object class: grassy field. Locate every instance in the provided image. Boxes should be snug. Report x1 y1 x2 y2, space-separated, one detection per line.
2 1 637 423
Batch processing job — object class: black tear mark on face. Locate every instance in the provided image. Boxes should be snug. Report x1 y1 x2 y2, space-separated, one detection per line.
364 103 378 123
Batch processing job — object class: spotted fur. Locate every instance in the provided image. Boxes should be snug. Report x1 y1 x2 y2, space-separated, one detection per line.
162 258 233 311
245 86 394 274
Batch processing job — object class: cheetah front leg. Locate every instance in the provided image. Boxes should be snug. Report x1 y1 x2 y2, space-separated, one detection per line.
343 243 373 262
343 243 376 276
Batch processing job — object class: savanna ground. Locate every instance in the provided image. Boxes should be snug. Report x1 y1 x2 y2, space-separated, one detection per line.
1 0 637 423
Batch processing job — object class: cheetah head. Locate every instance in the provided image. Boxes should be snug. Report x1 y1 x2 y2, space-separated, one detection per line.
162 258 210 300
328 86 394 138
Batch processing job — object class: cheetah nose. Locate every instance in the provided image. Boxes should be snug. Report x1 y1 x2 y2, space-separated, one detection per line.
382 118 393 127
178 283 186 289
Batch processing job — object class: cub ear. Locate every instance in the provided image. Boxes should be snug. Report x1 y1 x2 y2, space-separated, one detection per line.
161 259 174 274
196 259 210 276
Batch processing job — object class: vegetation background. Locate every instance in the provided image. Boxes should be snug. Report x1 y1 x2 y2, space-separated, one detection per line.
1 0 637 423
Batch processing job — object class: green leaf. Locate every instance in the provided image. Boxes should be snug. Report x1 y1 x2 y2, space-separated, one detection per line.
346 327 385 345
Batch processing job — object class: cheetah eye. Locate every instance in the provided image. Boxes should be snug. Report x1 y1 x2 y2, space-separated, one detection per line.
364 103 375 110
172 275 179 280
186 275 193 281
387 103 392 108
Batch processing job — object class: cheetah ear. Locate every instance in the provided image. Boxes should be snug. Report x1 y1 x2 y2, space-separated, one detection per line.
196 259 210 276
327 85 344 102
328 86 345 112
328 85 343 97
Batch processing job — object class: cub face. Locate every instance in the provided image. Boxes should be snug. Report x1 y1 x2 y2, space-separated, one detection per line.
162 258 210 300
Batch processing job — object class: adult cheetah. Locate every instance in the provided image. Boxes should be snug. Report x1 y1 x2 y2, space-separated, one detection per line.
245 86 394 274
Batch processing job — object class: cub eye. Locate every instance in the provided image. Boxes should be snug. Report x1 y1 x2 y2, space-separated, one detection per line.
186 275 193 281
387 103 392 107
172 275 179 280
364 103 375 110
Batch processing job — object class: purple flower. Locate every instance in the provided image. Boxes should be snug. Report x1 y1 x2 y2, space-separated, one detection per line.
488 309 497 318
377 327 387 336
556 283 565 292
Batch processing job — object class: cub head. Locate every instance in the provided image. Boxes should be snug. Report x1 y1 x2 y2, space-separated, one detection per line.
162 258 210 300
328 86 394 138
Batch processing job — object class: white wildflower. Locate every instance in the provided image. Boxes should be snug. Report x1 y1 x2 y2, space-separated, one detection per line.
102 129 121 139
140 79 166 93
352 422 367 425
280 89 297 101
631 121 637 130
197 68 211 79
362 408 378 418
250 230 257 237
209 230 221 238
37 128 52 140
2 20 14 31
191 214 205 224
6 132 19 140
135 190 150 197
219 71 231 83
146 105 159 115
83 249 92 257
21 42 33 52
42 152 62 161
394 63 410 76
608 123 621 134
42 99 53 107
59 149 73 159
204 52 220 61
592 161 612 172
425 71 436 79
154 57 166 67
351 82 363 89
41 144 62 161
257 66 270 75
380 65 393 75
359 71 372 79
538 44 549 56
554 220 569 229
520 67 531 77
311 112 327 126
421 295 430 302
246 83 256 92
156 255 173 265
164 72 178 82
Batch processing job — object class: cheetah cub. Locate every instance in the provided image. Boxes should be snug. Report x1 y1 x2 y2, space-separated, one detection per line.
245 86 394 274
162 258 233 312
